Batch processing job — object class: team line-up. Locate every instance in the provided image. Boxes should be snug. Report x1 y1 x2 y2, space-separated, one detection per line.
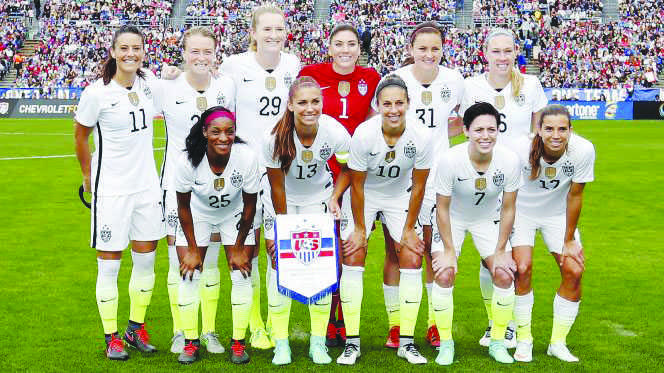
73 4 595 367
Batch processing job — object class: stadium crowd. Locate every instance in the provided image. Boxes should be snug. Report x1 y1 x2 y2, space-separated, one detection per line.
0 0 35 18
473 0 603 21
42 0 173 23
185 0 314 20
0 20 28 82
330 0 457 25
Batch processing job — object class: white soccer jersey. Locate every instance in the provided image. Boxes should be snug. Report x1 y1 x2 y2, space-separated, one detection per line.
153 74 236 190
514 134 595 217
174 144 260 223
391 65 464 153
349 115 433 200
460 73 548 148
219 51 301 149
435 142 522 221
263 114 350 206
75 75 160 196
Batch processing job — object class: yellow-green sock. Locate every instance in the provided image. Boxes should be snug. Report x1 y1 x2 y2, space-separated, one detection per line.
309 294 332 337
128 251 155 323
479 265 493 322
96 258 120 334
265 253 273 333
200 267 220 334
490 284 515 341
425 282 435 327
267 268 291 340
383 283 400 328
514 290 534 342
230 270 253 340
249 256 266 333
340 265 364 336
551 294 579 344
399 268 422 337
179 270 201 340
167 245 181 334
432 283 454 340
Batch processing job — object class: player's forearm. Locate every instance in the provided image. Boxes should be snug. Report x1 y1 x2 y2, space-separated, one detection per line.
176 192 197 251
236 192 257 246
565 190 583 242
404 179 426 229
435 199 455 255
496 201 516 253
331 166 350 201
73 124 92 179
350 176 366 232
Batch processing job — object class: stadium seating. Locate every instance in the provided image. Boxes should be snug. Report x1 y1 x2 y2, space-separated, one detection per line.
330 0 457 25
42 0 174 23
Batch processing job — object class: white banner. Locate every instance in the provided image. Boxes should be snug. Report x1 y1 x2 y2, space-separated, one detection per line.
275 213 339 304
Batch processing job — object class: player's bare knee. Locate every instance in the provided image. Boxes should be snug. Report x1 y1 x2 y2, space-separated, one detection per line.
399 253 422 269
516 260 532 280
435 267 455 287
562 260 584 282
493 267 513 288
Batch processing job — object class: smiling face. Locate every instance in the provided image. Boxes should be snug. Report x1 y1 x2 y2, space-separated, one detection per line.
410 31 443 73
538 114 572 156
251 12 286 54
464 114 498 155
110 32 145 75
485 34 517 78
288 85 323 128
378 86 409 129
329 30 360 72
204 117 236 157
183 33 216 77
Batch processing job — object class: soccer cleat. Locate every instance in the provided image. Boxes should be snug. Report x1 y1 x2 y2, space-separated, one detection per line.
178 340 200 365
505 325 517 349
201 332 224 353
326 322 338 347
397 343 428 364
489 340 514 364
479 325 492 347
384 326 400 348
426 325 441 348
547 343 579 362
105 334 129 361
170 331 185 354
514 341 533 362
435 340 455 366
124 324 157 353
309 336 332 364
336 343 360 365
250 328 273 349
272 339 292 365
230 339 250 364
335 320 347 345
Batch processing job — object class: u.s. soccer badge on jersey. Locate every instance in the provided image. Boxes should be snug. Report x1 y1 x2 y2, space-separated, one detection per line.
284 73 293 87
440 86 451 103
100 225 112 243
214 178 225 191
217 91 226 106
275 213 338 304
230 170 243 188
385 150 396 163
338 81 351 97
319 143 332 160
562 161 575 177
265 76 277 91
301 150 314 163
128 92 139 106
515 94 526 106
475 177 487 191
422 90 433 106
143 85 152 99
545 166 557 179
493 171 505 187
358 79 368 96
404 141 417 158
495 95 505 110
196 96 208 111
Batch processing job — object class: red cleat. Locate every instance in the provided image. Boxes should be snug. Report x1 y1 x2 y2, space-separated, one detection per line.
385 326 400 349
426 325 441 348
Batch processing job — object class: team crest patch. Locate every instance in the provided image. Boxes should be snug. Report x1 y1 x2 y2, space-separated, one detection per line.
340 211 348 232
217 91 226 105
127 92 139 106
265 76 276 91
143 85 152 99
440 86 451 102
493 171 505 187
100 225 112 243
404 141 416 158
338 81 351 97
515 94 526 106
358 79 368 96
545 166 557 179
384 150 396 163
494 95 505 110
319 143 332 160
301 150 314 163
421 90 432 105
196 96 207 111
475 177 487 191
264 214 274 232
562 161 574 177
284 73 293 88
214 178 225 191
433 232 441 243
290 230 322 265
230 170 243 188
167 211 178 228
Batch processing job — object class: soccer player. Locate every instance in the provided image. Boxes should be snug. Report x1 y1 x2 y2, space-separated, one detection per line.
430 102 522 365
74 25 164 361
460 28 548 347
383 21 465 348
219 5 301 349
176 106 259 364
154 26 235 356
298 23 380 347
261 76 351 365
337 75 433 365
509 104 595 362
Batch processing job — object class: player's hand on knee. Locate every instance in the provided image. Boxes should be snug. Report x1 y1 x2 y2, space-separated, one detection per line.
432 250 457 278
180 248 202 280
400 227 424 257
562 240 585 271
328 198 341 219
343 229 367 257
229 245 252 278
492 251 516 282
266 240 276 261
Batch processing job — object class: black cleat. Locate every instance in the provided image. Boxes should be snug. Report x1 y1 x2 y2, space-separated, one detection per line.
124 323 157 353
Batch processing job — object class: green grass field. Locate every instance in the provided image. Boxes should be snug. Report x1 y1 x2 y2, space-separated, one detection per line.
1 118 662 371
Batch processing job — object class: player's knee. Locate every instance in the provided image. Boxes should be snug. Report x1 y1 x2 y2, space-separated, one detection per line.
562 260 584 281
399 254 422 269
493 268 513 288
435 267 456 287
516 260 532 280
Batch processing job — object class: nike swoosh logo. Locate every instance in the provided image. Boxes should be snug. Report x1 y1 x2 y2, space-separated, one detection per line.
369 152 378 156
175 100 185 104
194 181 205 185
268 304 281 308
167 282 178 286
178 302 194 307
433 308 449 312
205 282 220 287
111 102 119 107
243 78 253 82
231 302 247 306
388 310 399 313
404 300 419 304
457 177 470 181
139 289 152 293
100 297 117 303
496 301 511 307
517 324 529 328
320 86 330 90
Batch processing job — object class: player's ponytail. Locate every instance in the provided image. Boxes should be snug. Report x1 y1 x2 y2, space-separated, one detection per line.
271 76 320 173
402 21 444 67
186 106 241 168
101 25 146 85
529 104 572 180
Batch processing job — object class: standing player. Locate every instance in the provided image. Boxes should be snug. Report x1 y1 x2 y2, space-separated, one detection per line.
510 105 594 362
337 75 433 365
155 26 236 356
74 25 164 360
430 102 522 365
384 21 465 348
298 23 380 347
261 77 351 365
460 28 548 347
219 5 301 349
176 106 259 364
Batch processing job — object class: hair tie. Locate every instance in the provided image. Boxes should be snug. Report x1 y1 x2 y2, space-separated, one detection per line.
204 111 236 127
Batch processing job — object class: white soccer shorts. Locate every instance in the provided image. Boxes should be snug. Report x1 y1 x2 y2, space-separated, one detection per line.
431 216 512 259
511 212 581 254
175 211 256 247
339 191 412 243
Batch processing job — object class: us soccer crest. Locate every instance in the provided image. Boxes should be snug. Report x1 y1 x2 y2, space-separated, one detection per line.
545 166 557 179
562 161 574 177
196 96 208 111
340 211 348 232
265 76 277 91
275 214 338 304
264 214 275 232
433 232 441 243
515 94 526 106
143 85 152 99
230 170 243 188
128 92 139 106
284 73 293 87
493 171 505 187
475 177 487 191
217 91 226 105
358 79 368 96
301 150 314 163
338 81 351 97
319 143 332 160
404 141 416 158
440 86 451 102
100 225 112 243
214 178 225 191
384 150 396 163
421 90 432 105
167 210 178 228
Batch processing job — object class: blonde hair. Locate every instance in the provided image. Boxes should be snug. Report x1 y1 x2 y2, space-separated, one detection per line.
249 5 285 52
484 28 523 98
182 26 217 50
